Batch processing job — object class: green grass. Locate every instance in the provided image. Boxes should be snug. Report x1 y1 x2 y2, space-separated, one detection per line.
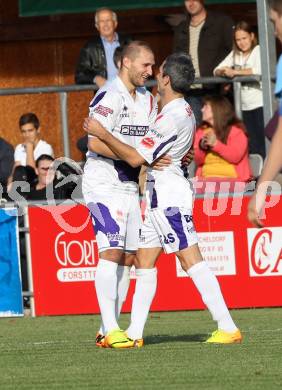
1 308 282 389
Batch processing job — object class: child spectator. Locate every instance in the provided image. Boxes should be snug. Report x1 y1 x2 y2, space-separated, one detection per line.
214 21 265 159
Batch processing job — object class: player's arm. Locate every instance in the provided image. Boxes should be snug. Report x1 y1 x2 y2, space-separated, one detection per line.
87 136 118 159
87 90 122 159
248 115 282 227
84 117 145 167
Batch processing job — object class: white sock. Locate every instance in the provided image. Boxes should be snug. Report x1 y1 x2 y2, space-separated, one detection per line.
115 265 131 319
187 261 237 332
95 259 119 334
98 265 131 336
127 268 157 340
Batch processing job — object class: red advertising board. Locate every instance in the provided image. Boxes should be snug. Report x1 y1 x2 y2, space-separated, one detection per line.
28 195 282 316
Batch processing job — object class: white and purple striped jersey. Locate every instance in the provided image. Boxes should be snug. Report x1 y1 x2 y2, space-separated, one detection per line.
137 98 196 209
85 76 157 193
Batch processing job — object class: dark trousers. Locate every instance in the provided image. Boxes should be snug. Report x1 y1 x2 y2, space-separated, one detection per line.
242 107 266 159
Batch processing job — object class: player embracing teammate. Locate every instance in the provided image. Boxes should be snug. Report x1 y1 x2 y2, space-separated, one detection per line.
84 46 242 348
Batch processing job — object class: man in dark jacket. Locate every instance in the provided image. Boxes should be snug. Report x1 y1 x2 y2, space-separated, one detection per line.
0 137 14 193
173 0 233 125
75 8 131 87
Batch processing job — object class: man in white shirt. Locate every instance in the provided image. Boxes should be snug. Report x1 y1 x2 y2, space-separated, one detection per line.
84 52 242 348
82 41 158 347
14 113 53 167
8 113 53 190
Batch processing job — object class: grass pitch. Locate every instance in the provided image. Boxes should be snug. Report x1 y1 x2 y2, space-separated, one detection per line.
1 308 282 389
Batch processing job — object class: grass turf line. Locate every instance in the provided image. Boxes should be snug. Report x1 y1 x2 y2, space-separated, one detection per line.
0 308 282 389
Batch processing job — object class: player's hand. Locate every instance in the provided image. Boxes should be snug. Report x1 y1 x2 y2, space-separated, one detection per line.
83 117 106 138
247 194 264 228
181 148 194 167
152 154 172 170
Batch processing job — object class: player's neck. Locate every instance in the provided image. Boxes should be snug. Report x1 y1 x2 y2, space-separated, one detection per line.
119 73 137 98
160 91 182 108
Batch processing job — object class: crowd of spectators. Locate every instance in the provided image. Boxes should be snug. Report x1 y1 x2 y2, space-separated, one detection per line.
0 6 271 207
0 1 274 204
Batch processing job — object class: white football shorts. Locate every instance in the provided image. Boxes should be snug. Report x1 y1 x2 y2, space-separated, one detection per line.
139 207 198 254
83 189 142 253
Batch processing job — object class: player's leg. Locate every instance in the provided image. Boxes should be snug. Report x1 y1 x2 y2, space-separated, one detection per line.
85 192 130 341
124 211 163 344
126 246 161 344
169 207 242 344
113 193 142 323
150 206 241 344
176 246 242 343
114 251 133 323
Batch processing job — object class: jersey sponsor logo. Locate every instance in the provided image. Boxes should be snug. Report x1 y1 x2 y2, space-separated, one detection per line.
150 128 164 139
141 137 155 148
120 125 148 136
94 105 113 117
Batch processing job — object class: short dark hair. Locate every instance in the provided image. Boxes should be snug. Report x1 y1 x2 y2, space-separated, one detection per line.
35 154 54 168
268 0 282 15
19 113 40 129
162 52 195 95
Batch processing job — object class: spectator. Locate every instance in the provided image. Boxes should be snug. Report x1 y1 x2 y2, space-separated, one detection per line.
75 8 131 87
27 154 55 201
9 113 54 188
0 137 14 193
173 0 233 125
214 21 265 159
193 95 252 192
28 155 82 201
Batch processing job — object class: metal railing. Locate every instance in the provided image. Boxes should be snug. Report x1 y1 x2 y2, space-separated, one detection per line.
0 75 268 159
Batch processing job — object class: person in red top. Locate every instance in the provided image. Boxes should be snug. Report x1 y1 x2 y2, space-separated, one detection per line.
193 95 252 193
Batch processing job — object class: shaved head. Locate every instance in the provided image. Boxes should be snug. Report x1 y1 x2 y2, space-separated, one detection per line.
121 41 153 64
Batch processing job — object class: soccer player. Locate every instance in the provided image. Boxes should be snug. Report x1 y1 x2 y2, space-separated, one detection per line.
248 0 282 227
82 41 158 347
84 52 242 347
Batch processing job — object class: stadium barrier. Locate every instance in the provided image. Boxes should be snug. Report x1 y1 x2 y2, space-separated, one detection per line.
0 75 265 159
12 191 281 317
